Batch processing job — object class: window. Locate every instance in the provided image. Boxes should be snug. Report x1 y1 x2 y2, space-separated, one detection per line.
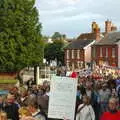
93 47 96 58
67 50 69 59
112 48 116 58
72 50 74 59
67 62 69 69
106 48 108 57
77 61 80 68
100 47 102 57
77 50 80 59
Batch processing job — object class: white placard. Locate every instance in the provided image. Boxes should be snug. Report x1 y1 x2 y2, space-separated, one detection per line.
48 76 77 120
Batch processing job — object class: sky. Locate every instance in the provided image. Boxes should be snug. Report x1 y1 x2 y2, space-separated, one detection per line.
35 0 120 38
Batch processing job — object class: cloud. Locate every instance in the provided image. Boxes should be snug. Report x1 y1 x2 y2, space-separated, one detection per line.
36 0 120 37
61 0 80 5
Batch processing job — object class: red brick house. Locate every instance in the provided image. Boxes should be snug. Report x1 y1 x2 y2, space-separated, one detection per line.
64 22 102 70
64 20 117 70
92 32 120 68
65 39 95 70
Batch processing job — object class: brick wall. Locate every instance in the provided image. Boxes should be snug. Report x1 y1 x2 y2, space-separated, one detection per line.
92 45 118 67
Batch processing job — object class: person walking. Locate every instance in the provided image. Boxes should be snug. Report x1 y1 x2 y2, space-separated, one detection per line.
100 97 120 120
4 94 19 120
76 95 95 120
27 101 47 120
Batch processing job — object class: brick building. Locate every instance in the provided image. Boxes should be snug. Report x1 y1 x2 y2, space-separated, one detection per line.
65 39 95 70
92 32 120 68
64 21 102 70
64 20 117 70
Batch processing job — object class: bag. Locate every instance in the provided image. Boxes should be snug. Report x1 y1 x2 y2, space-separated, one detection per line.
77 104 86 113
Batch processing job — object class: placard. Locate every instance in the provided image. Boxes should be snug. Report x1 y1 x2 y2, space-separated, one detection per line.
48 76 77 120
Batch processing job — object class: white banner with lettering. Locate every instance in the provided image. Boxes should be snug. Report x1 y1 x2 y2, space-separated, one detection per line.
48 76 77 120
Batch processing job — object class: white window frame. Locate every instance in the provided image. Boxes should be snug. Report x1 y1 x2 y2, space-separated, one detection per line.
77 50 80 59
66 50 69 59
100 47 102 57
72 50 74 59
106 48 108 57
77 61 80 68
112 48 115 58
67 62 69 69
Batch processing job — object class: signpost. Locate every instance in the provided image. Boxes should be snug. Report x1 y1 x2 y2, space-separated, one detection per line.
48 76 77 120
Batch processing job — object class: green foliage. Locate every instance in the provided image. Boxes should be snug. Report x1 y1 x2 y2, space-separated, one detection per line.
52 32 66 41
0 0 44 72
44 40 65 65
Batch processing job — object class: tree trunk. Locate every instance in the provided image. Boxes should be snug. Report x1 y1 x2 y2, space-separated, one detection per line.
17 70 24 85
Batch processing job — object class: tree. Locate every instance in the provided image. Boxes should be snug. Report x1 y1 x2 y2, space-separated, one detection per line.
44 40 65 66
0 0 44 83
52 32 66 41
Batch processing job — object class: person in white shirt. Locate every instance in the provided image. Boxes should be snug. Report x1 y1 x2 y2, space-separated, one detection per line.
76 95 95 120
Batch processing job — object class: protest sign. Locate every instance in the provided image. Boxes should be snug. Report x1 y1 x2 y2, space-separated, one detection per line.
48 76 77 120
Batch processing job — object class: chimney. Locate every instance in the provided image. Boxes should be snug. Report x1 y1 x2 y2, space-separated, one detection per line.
105 20 112 33
92 22 97 33
95 27 101 41
111 25 117 32
91 22 101 41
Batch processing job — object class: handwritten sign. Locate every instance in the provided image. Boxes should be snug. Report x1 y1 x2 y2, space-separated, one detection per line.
48 76 77 120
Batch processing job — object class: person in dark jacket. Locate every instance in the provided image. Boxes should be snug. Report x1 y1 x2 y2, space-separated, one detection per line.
0 95 4 111
4 94 19 120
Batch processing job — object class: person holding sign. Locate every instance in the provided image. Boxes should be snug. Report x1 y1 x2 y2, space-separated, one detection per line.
76 95 95 120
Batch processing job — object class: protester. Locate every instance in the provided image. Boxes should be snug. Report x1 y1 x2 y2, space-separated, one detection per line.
18 87 29 107
100 97 120 120
85 81 92 99
27 101 47 120
0 67 119 120
0 111 7 120
0 95 4 111
19 107 35 120
4 94 19 120
91 84 101 120
76 95 95 120
99 83 111 114
37 85 49 115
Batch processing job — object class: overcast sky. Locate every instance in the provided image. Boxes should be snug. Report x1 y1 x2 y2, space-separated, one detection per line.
35 0 120 38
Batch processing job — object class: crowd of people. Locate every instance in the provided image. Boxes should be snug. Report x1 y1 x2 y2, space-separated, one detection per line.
76 74 120 120
0 70 120 120
0 81 50 120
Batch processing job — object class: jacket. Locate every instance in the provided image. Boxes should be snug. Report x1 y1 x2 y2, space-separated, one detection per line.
76 104 95 120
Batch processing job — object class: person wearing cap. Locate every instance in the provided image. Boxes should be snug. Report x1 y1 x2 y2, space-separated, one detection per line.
100 97 120 120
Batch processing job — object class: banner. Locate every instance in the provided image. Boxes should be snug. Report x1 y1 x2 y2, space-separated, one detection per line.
48 76 77 120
